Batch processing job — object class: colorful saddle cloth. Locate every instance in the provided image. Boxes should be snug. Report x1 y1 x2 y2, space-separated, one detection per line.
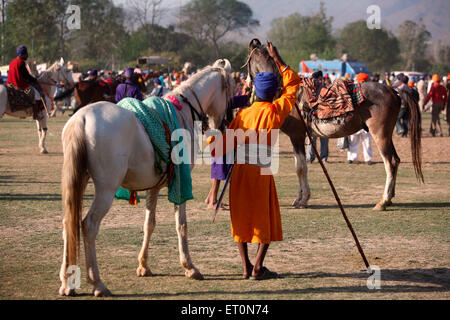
117 97 193 205
303 78 365 120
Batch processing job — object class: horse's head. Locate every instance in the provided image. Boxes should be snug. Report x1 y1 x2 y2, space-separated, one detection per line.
47 58 75 89
209 58 234 129
243 38 283 99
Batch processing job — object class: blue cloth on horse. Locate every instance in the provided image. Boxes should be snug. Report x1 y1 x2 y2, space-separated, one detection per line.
117 97 193 205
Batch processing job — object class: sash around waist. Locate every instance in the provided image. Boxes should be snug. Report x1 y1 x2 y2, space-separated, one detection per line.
234 143 274 168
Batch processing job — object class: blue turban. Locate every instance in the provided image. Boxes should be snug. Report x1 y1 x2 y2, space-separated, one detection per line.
17 45 28 57
153 78 161 85
124 67 134 78
89 69 98 77
254 72 278 101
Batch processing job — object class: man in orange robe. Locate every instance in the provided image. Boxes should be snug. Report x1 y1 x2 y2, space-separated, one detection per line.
211 42 301 280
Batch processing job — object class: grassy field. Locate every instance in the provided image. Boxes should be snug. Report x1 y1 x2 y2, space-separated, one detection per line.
0 112 449 300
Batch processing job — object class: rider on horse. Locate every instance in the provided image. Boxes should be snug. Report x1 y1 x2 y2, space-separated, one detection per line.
7 45 45 117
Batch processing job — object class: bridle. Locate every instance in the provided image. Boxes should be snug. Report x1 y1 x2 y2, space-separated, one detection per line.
179 88 208 134
241 46 283 99
178 67 232 134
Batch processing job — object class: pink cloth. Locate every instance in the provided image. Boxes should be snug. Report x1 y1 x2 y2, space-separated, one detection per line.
165 95 183 110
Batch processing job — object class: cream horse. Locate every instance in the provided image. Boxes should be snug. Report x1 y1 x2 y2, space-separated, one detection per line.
0 58 75 153
59 59 234 297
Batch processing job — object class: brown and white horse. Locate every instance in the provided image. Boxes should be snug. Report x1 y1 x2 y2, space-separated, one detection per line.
59 59 234 297
0 58 75 153
245 39 423 211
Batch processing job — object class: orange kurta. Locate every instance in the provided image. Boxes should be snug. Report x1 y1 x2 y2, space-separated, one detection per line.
214 66 301 244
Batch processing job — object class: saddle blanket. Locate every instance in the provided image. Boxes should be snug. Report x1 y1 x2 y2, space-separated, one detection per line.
117 97 193 205
304 79 365 120
6 84 35 112
6 84 45 119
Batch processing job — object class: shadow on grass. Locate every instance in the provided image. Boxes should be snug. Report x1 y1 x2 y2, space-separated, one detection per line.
282 203 450 210
0 193 94 201
106 268 449 299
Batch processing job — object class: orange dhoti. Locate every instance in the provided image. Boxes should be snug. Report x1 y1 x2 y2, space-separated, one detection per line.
229 163 282 244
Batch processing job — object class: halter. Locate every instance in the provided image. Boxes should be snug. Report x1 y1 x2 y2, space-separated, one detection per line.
241 46 283 98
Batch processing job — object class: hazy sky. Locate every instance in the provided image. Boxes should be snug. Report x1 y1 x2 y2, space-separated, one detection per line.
113 0 450 43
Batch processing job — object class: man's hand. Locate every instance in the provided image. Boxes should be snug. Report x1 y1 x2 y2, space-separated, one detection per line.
267 41 286 68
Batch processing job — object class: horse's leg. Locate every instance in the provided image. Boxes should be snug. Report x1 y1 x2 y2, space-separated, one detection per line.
36 117 48 154
290 136 310 209
137 188 160 277
82 188 115 297
175 203 203 280
371 133 400 211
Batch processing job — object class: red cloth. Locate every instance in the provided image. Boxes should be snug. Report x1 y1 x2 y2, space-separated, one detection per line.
424 83 448 105
7 57 30 90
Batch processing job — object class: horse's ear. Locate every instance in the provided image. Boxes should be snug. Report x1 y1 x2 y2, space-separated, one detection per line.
222 59 232 74
249 38 261 51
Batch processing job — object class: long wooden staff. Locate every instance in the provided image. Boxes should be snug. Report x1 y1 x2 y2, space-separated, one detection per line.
294 103 370 269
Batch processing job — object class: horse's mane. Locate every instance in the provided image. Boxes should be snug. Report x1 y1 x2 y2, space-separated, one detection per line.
170 64 232 97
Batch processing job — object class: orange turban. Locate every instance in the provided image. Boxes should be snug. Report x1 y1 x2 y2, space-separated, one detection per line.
356 73 369 83
432 74 440 83
408 81 415 88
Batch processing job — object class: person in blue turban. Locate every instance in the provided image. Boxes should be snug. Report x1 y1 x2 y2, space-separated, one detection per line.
88 69 98 81
115 67 142 102
151 77 168 97
254 72 279 101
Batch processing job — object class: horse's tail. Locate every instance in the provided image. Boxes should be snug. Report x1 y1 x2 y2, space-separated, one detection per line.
61 117 88 267
398 89 424 183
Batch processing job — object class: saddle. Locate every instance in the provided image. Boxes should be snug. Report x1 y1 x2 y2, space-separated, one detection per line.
6 84 44 120
302 78 365 121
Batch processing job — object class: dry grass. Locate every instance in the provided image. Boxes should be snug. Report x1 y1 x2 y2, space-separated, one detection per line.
0 112 449 300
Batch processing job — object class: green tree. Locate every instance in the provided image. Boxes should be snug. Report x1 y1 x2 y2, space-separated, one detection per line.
337 20 399 72
180 0 259 57
267 2 335 70
3 0 60 63
67 0 126 69
397 19 431 71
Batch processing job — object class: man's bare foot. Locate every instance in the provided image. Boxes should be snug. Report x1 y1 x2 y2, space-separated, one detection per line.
243 263 254 279
207 201 217 210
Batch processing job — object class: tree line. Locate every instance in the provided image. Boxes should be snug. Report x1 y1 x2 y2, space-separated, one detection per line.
0 0 448 75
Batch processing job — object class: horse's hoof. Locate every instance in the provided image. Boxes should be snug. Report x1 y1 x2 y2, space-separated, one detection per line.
93 286 112 297
59 286 76 296
40 149 48 154
373 203 386 211
385 200 393 206
185 268 204 280
292 199 308 209
136 266 153 277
